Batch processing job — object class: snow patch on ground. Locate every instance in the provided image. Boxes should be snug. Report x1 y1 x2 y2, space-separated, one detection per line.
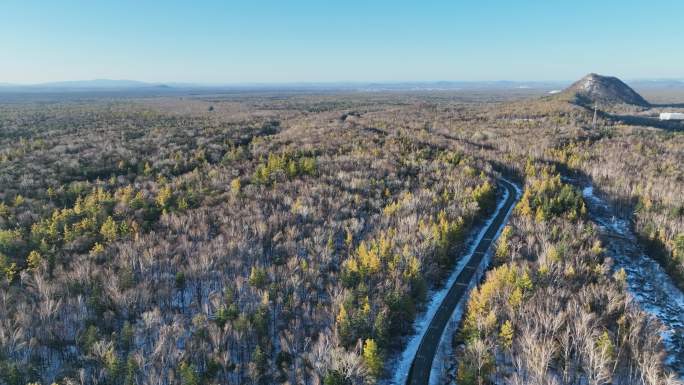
386 179 520 385
582 186 631 235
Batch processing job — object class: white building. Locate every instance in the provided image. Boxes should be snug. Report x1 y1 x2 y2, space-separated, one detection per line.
660 112 684 120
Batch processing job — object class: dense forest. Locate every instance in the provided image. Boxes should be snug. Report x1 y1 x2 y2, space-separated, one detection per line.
0 91 682 385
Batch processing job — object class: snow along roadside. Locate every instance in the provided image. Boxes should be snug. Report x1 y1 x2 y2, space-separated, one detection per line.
428 179 521 385
388 179 521 385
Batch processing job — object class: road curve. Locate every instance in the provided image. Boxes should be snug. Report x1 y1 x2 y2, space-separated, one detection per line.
405 179 519 385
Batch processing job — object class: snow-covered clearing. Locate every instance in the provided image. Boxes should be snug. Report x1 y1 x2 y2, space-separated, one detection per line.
583 185 684 376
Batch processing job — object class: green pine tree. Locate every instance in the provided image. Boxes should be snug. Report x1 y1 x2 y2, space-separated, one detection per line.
363 338 383 378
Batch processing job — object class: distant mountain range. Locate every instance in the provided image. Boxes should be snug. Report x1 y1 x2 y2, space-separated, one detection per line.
0 79 171 92
0 79 572 93
0 78 682 93
629 79 684 90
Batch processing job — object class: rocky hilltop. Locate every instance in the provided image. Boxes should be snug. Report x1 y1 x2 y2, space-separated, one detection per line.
561 73 650 107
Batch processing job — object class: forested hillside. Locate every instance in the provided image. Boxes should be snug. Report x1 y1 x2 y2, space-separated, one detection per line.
0 97 500 384
0 92 682 385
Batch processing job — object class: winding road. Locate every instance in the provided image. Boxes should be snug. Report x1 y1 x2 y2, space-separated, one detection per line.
405 179 519 385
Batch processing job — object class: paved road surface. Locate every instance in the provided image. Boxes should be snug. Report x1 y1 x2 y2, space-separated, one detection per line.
405 179 518 385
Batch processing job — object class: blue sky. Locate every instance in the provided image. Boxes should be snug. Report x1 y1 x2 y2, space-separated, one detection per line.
1 0 683 83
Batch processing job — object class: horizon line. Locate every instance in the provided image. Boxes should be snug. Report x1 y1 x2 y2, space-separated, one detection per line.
3 76 684 88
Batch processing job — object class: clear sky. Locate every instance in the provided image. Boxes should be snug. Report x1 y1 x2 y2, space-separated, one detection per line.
2 0 683 84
